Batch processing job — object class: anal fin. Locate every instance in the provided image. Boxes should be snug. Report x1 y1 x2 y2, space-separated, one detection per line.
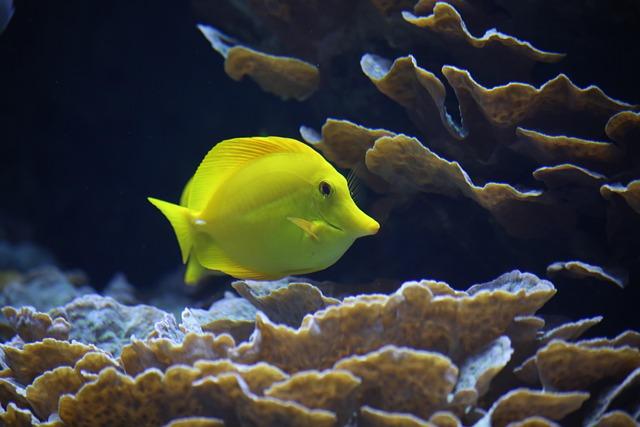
184 254 206 285
194 233 270 280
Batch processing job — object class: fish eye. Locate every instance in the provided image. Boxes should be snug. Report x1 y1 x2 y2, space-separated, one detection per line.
318 180 332 196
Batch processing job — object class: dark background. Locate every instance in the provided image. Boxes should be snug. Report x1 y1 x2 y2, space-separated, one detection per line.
0 0 317 287
0 0 639 332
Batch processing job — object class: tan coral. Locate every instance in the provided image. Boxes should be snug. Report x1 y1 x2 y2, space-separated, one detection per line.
540 316 602 344
515 329 640 386
120 332 235 376
513 128 624 171
0 402 38 427
365 134 570 237
534 340 640 391
60 366 323 427
442 66 635 130
300 118 394 193
360 54 464 141
0 338 99 384
402 3 564 62
413 0 471 16
359 405 434 427
198 24 319 101
601 180 640 215
484 388 589 427
58 366 206 426
428 411 462 427
579 331 640 349
194 359 287 394
533 164 606 189
547 261 628 288
591 411 638 427
192 373 336 427
25 351 120 420
584 368 640 426
264 369 361 423
232 279 338 327
334 345 458 419
504 417 561 427
162 418 224 427
1 306 70 343
234 271 554 372
0 368 30 411
605 110 640 149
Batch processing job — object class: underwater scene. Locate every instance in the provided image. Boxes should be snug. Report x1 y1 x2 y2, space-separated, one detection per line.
1 0 639 426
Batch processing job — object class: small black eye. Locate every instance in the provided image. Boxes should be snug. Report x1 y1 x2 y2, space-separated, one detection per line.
319 181 332 196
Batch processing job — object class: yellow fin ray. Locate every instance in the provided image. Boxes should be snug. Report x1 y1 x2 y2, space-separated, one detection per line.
147 197 192 263
188 136 322 211
179 176 194 207
184 254 206 285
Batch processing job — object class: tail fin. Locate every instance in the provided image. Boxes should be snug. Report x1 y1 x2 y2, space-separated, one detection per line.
148 197 193 263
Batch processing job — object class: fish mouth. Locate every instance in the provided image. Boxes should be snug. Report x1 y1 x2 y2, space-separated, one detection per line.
325 219 343 232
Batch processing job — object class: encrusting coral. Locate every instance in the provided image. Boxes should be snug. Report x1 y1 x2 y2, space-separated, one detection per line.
0 266 638 426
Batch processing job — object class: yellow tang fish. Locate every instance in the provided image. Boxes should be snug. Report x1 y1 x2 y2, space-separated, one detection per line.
148 136 379 284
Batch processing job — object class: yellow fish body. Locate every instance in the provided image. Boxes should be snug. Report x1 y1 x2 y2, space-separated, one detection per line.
148 136 379 284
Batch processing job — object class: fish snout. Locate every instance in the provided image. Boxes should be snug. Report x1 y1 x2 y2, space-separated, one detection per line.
365 218 380 236
353 214 380 237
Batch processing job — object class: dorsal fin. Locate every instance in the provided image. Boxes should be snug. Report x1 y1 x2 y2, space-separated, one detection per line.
187 136 322 212
179 176 194 207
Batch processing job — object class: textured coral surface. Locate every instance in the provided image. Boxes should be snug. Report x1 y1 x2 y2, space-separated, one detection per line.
1 267 639 426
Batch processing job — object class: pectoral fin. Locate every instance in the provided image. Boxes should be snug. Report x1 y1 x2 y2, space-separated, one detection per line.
288 217 319 240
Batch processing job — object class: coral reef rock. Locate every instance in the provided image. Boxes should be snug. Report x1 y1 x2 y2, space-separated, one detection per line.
1 269 637 426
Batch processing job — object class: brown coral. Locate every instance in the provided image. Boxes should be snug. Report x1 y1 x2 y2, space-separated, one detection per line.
234 270 554 372
402 3 564 63
197 24 319 101
0 271 638 425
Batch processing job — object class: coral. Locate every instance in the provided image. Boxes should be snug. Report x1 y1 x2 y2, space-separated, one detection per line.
1 271 638 425
477 388 589 427
1 306 70 343
49 294 172 356
231 279 338 327
334 345 457 420
533 339 640 391
180 292 257 343
401 4 564 63
601 180 640 215
264 369 361 423
197 24 319 101
0 267 92 313
233 271 554 371
546 261 628 288
120 332 235 376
